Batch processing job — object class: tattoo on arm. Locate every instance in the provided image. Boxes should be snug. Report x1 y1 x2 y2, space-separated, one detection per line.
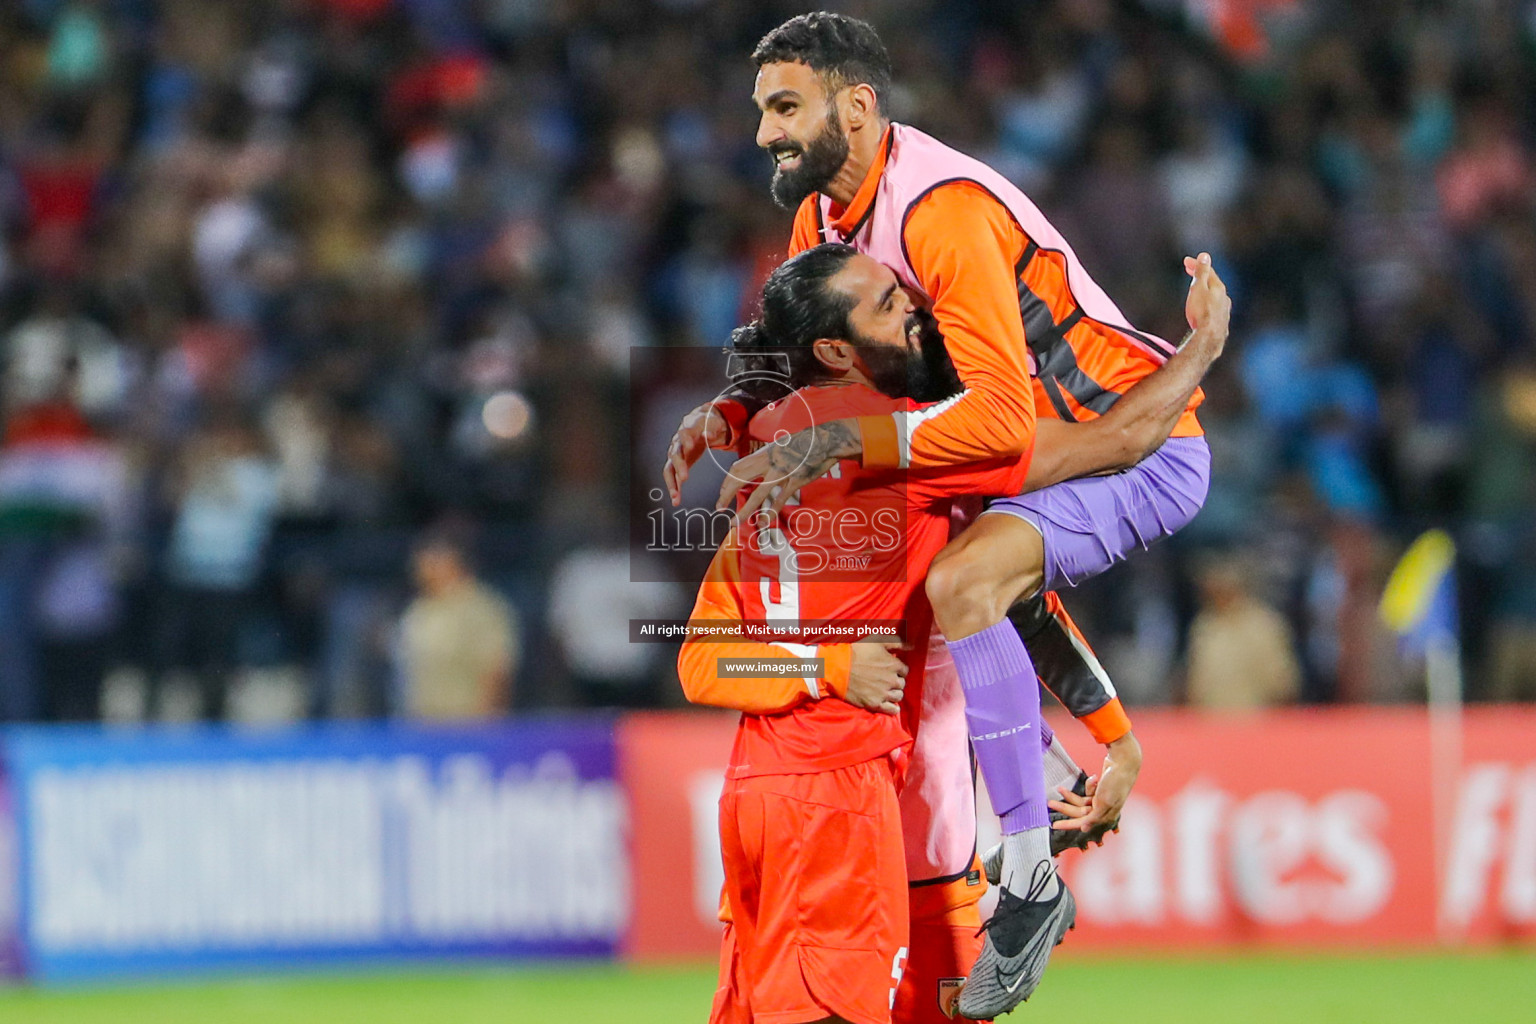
766 419 863 486
730 418 866 518
799 419 861 468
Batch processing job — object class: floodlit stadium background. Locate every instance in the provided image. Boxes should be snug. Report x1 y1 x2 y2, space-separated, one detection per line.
0 0 1533 1019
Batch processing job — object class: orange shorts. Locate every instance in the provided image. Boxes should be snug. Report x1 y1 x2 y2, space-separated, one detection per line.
895 866 991 1024
710 757 909 1024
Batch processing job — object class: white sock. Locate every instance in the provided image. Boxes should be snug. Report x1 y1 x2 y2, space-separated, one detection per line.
1044 734 1085 798
1001 827 1059 899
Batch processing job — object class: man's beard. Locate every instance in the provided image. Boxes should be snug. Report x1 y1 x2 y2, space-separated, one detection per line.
856 309 963 403
767 107 851 210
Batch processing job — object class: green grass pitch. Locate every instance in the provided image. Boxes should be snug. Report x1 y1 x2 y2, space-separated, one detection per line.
1 950 1532 1024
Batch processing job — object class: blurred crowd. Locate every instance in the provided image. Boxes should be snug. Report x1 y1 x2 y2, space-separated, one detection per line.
0 0 1533 724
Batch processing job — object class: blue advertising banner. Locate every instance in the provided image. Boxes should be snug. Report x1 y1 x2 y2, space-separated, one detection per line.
0 761 19 980
0 719 623 983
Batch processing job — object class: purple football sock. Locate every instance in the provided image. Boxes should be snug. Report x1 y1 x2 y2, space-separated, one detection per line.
947 619 1049 835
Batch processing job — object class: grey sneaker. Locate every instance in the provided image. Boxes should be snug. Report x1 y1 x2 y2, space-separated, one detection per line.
957 864 1076 1019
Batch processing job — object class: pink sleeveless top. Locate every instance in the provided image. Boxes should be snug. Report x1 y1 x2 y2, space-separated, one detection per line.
810 123 1185 417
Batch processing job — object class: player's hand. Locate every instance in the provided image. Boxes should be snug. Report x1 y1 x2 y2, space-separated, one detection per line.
1051 731 1142 841
1182 252 1230 358
844 635 908 715
664 402 734 506
716 419 862 522
1048 774 1106 842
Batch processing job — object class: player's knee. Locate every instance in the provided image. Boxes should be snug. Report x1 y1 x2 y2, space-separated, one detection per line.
924 550 967 611
928 532 1047 637
926 550 1008 635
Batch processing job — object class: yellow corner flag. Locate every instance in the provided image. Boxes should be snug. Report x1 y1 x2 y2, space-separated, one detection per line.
1380 529 1456 642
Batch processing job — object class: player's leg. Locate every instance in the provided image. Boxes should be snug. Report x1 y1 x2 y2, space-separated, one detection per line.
928 517 1074 1019
895 871 991 1024
892 658 1081 1023
735 759 910 1024
1011 593 1119 852
931 437 1209 1016
991 437 1208 851
929 434 1210 853
711 780 758 1024
1012 592 1120 727
927 519 1108 1019
925 513 1057 892
982 717 1095 884
935 433 1211 627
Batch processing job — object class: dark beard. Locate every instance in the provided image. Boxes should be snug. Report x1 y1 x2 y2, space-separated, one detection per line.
767 107 851 210
856 309 963 403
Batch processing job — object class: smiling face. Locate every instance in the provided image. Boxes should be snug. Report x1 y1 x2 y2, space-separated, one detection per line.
823 253 960 402
834 253 914 350
753 61 852 210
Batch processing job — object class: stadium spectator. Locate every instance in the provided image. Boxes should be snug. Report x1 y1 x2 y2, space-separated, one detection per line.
397 531 518 721
153 413 279 721
0 0 1529 716
1185 557 1302 710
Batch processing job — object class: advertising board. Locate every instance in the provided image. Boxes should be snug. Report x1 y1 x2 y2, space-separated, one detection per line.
618 711 737 959
1 720 624 982
622 707 1536 958
0 763 19 979
1 706 1528 980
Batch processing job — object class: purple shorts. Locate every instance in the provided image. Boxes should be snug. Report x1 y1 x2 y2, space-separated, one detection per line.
982 435 1211 590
